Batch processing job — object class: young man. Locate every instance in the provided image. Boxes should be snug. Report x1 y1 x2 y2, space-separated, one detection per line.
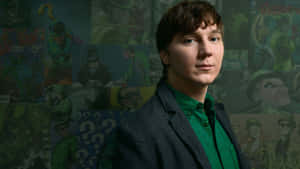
113 1 250 169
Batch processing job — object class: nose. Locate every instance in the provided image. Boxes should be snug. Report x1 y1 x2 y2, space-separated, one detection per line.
198 40 213 58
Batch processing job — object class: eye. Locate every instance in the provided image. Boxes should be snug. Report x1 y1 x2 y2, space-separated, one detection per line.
182 37 197 45
181 36 197 45
210 36 221 42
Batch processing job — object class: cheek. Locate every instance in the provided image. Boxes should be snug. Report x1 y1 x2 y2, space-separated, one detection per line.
169 47 196 67
214 47 224 68
172 46 196 59
218 49 224 64
214 56 223 75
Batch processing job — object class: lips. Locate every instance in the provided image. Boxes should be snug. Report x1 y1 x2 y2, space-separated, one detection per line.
196 64 213 67
196 64 214 70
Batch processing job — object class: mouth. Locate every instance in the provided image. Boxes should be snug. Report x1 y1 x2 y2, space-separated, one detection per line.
196 64 214 70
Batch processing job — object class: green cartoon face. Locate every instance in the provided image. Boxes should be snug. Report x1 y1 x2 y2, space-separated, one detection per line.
118 87 142 110
274 35 294 56
255 77 290 107
279 120 293 137
249 125 261 139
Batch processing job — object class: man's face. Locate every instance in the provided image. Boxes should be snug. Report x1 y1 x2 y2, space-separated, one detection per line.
161 23 224 86
257 78 290 106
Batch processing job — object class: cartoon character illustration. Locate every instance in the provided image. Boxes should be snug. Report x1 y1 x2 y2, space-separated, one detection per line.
122 45 150 86
269 14 295 72
241 118 268 169
38 3 73 85
51 116 78 169
117 86 142 113
245 70 291 113
0 0 31 27
38 3 72 66
251 14 275 71
77 46 111 87
0 103 51 169
264 112 299 169
251 14 296 72
275 113 296 162
45 84 72 120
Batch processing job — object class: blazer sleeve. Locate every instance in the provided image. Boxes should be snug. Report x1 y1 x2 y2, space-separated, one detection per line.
112 122 157 169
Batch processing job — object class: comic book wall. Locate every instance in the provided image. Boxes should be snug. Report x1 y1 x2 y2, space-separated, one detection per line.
1 0 300 169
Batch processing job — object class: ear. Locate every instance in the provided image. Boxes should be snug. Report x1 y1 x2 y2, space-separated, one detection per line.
159 50 169 65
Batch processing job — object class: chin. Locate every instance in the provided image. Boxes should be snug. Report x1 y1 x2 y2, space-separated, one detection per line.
192 76 216 85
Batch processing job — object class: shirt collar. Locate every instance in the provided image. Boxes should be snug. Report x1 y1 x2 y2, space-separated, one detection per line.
165 81 215 114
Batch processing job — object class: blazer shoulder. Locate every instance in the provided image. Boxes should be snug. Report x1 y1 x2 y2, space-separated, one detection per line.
118 95 167 140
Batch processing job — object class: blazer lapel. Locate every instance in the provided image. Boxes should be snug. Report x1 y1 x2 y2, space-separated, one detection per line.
156 80 212 169
169 111 213 169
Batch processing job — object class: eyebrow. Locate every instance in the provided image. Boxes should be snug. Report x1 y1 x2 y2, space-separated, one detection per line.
183 29 222 37
210 29 222 34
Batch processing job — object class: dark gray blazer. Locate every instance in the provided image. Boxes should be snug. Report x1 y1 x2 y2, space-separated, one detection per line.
113 80 250 169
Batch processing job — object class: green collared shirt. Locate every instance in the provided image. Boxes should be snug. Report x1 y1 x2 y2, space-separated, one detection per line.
167 83 240 169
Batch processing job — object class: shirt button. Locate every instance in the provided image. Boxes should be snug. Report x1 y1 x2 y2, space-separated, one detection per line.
202 121 209 127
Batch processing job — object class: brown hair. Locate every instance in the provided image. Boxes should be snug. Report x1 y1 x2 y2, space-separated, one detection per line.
155 0 224 79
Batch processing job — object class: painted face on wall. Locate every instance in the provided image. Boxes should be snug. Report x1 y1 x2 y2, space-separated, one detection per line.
232 123 241 136
54 35 66 48
279 120 293 137
149 71 161 85
119 87 142 110
256 78 290 107
88 61 99 74
161 23 224 87
249 125 261 139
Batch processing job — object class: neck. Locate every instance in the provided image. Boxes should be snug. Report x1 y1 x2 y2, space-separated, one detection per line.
167 75 208 103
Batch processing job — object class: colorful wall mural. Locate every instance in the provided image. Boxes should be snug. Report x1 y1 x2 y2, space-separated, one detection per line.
1 0 300 168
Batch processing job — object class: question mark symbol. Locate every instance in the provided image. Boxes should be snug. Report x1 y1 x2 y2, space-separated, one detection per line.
91 133 105 154
76 148 89 165
88 155 97 167
80 120 95 145
101 119 116 134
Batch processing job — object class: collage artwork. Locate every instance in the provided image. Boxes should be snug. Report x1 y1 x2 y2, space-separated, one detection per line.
1 0 300 169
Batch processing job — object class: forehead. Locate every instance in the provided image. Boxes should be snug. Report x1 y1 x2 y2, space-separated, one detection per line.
195 24 219 34
175 23 220 38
